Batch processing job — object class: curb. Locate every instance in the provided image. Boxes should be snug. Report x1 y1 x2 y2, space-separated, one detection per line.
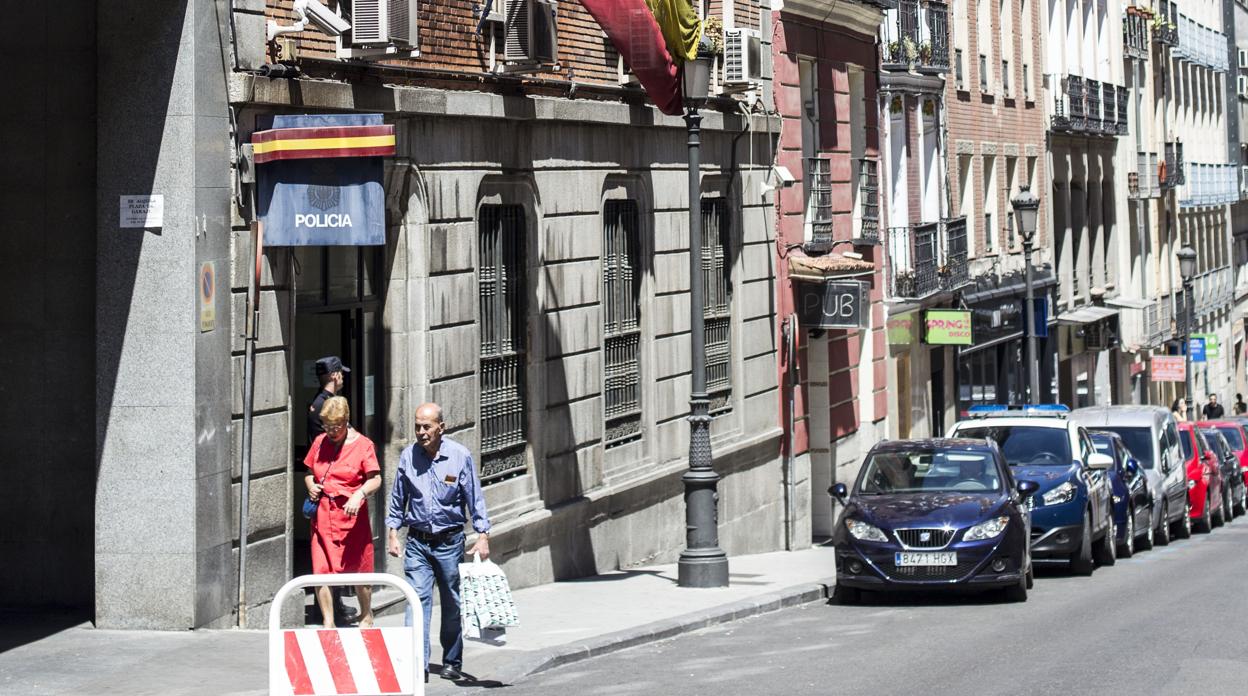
485 577 836 687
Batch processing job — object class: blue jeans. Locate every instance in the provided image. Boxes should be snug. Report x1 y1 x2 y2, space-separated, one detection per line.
402 531 465 670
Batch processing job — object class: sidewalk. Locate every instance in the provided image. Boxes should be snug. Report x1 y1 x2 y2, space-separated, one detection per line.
0 546 836 695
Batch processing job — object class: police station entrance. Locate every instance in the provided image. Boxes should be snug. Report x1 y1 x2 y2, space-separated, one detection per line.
291 244 385 576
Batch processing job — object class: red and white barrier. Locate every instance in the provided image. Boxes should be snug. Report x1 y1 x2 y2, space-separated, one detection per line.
271 574 424 696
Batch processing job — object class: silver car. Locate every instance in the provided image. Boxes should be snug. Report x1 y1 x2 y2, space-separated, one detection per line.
1070 406 1193 544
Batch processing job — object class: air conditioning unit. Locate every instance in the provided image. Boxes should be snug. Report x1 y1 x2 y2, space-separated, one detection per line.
723 28 762 91
336 0 419 58
504 0 558 65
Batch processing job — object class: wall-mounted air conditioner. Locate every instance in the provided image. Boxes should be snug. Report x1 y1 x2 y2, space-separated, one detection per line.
722 28 762 92
336 0 419 59
504 0 558 66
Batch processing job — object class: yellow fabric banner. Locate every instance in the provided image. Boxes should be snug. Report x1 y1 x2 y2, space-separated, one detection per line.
644 0 704 62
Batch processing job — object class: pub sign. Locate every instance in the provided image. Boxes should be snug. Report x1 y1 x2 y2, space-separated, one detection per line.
795 279 870 329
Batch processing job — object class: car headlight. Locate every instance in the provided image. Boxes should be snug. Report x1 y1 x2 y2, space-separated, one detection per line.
1041 481 1077 506
845 518 888 542
964 515 1010 541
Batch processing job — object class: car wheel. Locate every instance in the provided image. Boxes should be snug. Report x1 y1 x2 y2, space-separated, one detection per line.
1094 516 1117 566
1070 513 1095 575
1236 486 1247 517
835 584 860 605
1175 500 1193 539
1197 494 1213 534
1223 486 1234 522
1025 564 1034 590
1118 508 1135 559
1155 502 1171 546
1138 509 1155 551
1004 572 1028 603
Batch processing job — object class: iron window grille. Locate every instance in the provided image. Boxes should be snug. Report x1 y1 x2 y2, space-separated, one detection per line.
702 199 733 415
602 200 643 448
478 205 528 485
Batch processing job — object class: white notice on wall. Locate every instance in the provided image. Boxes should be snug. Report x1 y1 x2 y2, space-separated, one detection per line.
365 375 376 417
120 194 164 228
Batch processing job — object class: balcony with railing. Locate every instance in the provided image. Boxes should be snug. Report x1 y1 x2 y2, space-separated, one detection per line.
886 217 968 300
1192 266 1234 315
1051 75 1126 137
855 157 880 243
1129 151 1161 199
1180 164 1239 207
1174 13 1228 71
1124 8 1151 60
1162 141 1185 189
1153 1 1178 47
880 0 950 74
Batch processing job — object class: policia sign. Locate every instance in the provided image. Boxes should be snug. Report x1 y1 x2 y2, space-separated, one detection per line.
253 114 396 246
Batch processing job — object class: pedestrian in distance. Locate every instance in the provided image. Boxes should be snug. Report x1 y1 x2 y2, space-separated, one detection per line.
1203 394 1225 419
1234 393 1247 415
1171 398 1187 422
306 355 356 624
304 396 382 628
386 402 491 683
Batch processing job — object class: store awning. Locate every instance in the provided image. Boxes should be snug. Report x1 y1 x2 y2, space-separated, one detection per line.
1056 305 1119 324
787 252 875 281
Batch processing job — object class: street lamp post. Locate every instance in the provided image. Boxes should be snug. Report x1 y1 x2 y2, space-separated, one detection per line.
1177 246 1197 420
1011 185 1041 405
678 46 729 588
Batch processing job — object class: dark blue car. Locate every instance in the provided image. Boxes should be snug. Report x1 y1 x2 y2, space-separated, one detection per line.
831 438 1039 603
1090 431 1155 557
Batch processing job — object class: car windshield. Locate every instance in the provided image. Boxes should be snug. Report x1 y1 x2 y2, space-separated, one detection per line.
856 449 1002 494
1098 427 1155 469
1216 426 1245 451
955 425 1072 467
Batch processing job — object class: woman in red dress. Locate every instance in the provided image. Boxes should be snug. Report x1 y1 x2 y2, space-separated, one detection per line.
304 396 382 627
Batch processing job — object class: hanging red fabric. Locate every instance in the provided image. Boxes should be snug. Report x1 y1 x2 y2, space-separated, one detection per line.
579 0 684 115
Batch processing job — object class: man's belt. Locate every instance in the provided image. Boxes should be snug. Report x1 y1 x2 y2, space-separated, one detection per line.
408 527 457 543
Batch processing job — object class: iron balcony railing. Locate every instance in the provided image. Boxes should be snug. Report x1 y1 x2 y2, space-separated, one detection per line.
886 217 968 300
1050 75 1122 137
856 157 881 243
1124 9 1150 59
1115 85 1129 134
1163 142 1185 188
1086 78 1102 131
1154 2 1178 47
805 156 834 252
880 0 950 74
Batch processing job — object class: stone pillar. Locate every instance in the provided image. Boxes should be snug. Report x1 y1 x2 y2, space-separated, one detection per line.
96 0 233 629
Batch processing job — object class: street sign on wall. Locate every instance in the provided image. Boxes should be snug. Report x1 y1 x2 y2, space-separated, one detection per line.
886 309 919 345
795 279 869 329
1150 356 1186 382
1192 333 1219 358
924 310 973 345
1189 337 1206 363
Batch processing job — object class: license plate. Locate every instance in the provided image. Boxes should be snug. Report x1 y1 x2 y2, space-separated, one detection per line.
895 551 957 566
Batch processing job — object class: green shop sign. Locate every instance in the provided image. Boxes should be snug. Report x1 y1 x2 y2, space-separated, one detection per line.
925 310 973 345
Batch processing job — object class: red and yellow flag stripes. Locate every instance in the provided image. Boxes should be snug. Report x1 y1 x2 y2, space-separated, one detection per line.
252 125 396 164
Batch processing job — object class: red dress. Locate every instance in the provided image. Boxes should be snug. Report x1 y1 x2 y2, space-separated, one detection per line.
304 433 381 574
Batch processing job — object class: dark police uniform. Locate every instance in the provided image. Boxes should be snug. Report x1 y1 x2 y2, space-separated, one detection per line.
307 388 333 445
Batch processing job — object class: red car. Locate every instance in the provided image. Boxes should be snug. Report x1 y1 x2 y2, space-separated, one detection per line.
1202 419 1248 487
1178 422 1226 533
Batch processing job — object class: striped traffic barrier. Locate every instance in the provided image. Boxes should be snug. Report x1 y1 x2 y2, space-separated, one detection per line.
270 573 424 696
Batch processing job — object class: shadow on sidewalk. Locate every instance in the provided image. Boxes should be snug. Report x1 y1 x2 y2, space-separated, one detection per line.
0 611 89 655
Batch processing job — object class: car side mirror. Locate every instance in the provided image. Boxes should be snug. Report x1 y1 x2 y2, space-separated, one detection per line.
830 483 848 502
1016 479 1040 499
1088 453 1114 470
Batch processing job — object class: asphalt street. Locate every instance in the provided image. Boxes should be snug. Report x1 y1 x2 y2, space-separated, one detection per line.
477 520 1248 696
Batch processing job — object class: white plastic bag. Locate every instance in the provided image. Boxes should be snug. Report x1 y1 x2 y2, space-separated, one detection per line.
459 553 518 644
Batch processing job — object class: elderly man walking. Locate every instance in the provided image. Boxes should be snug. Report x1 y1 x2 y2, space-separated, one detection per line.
386 402 491 682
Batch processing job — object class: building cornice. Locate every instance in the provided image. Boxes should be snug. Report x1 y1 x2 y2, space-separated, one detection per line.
773 0 886 38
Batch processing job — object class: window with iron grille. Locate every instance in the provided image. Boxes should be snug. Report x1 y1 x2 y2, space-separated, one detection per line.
702 199 733 415
603 200 642 448
478 205 527 485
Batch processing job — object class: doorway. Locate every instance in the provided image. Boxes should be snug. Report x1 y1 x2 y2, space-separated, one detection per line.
291 245 385 575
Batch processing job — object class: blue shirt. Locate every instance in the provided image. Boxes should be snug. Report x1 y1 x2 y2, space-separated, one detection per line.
385 436 491 535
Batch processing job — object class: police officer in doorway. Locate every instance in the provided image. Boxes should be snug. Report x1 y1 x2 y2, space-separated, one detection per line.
308 356 350 445
306 355 357 624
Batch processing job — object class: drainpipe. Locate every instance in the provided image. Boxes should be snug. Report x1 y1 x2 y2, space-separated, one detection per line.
237 220 263 627
783 313 799 550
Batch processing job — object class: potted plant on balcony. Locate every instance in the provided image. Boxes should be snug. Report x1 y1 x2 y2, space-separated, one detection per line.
902 36 919 66
886 40 903 65
918 41 933 65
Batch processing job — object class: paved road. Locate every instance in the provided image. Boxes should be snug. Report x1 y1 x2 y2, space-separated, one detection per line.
477 520 1248 696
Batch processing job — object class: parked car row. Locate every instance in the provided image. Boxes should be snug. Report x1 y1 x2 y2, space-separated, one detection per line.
831 405 1248 604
